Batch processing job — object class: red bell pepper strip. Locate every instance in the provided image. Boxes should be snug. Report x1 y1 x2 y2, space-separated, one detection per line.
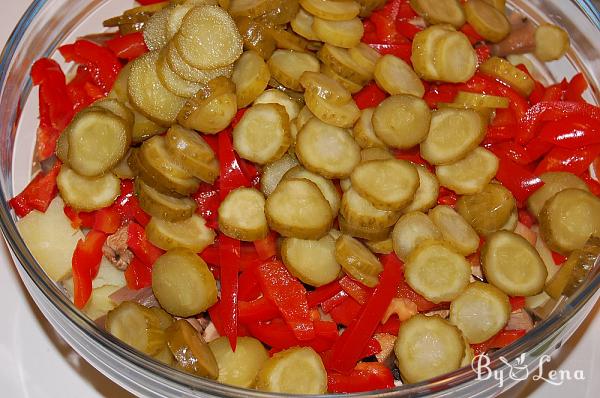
541 80 568 102
362 338 382 358
393 147 432 168
124 256 153 290
437 186 458 206
136 0 166 4
307 280 344 307
353 82 387 110
462 73 529 120
31 58 74 134
460 23 485 44
253 231 277 260
330 297 363 327
582 172 600 197
471 329 527 356
538 117 600 149
491 141 553 166
368 43 412 62
67 65 103 113
59 40 121 93
362 19 379 43
127 222 164 266
368 11 405 44
72 230 107 308
518 101 600 145
396 20 421 40
328 362 395 393
492 107 517 127
93 205 122 234
339 276 373 305
321 289 349 313
219 234 241 350
423 83 459 109
534 145 600 176
218 130 251 199
238 267 261 301
565 73 588 103
328 257 402 373
475 44 491 64
509 296 526 312
529 80 546 104
115 180 150 226
248 319 338 352
491 154 544 203
551 251 567 265
192 182 220 229
106 32 148 61
396 275 439 312
239 297 280 323
518 209 536 229
256 260 314 340
64 206 83 229
483 125 517 145
9 161 61 217
376 316 401 335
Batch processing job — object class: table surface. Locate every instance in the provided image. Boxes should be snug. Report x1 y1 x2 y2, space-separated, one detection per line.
0 1 598 397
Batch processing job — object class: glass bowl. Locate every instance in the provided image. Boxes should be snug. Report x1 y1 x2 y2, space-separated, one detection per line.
1 0 599 396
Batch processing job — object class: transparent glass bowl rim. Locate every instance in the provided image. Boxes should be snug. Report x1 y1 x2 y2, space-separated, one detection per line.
0 0 599 397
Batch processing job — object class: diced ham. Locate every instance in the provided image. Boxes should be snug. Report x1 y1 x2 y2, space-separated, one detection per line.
108 286 159 307
202 322 220 343
506 309 534 332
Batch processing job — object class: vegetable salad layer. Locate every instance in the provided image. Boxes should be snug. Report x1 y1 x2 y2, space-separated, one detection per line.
11 0 600 394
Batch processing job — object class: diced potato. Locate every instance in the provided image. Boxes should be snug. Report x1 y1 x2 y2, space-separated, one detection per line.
281 234 341 286
16 197 84 281
436 147 499 195
392 211 442 261
218 188 269 241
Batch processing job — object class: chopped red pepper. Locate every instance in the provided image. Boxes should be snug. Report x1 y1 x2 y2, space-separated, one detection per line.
93 205 122 234
218 130 251 199
393 147 432 169
565 73 588 103
328 362 395 393
538 117 600 149
106 32 148 61
9 161 61 217
581 172 600 197
72 230 107 308
339 276 373 305
329 256 402 373
238 267 261 301
396 20 421 40
321 290 350 313
256 260 314 340
239 297 280 323
492 108 517 127
67 66 103 113
490 153 544 203
471 329 527 356
368 43 412 62
517 101 600 145
59 40 121 93
423 83 458 109
475 44 491 64
437 186 458 207
192 182 220 229
330 297 363 326
460 23 485 44
353 82 388 110
534 145 600 176
551 251 567 265
115 180 150 226
219 234 241 350
361 338 382 358
127 222 164 266
376 316 401 335
462 73 529 120
247 318 337 352
307 280 344 307
31 58 74 135
518 209 536 229
253 231 277 260
483 125 517 145
509 296 526 312
124 256 153 290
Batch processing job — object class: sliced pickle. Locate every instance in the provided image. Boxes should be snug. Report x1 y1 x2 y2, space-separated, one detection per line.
143 7 170 51
233 103 291 165
410 0 465 28
149 307 174 330
433 31 478 83
232 50 271 108
357 0 386 17
218 188 268 241
339 214 392 241
156 48 202 98
539 188 600 253
545 238 600 299
283 165 341 215
57 166 120 211
166 42 234 84
374 54 424 97
365 236 393 254
341 188 400 230
429 205 479 256
255 346 327 394
291 8 320 41
267 49 320 92
535 24 570 62
318 44 371 85
138 136 200 196
405 240 471 303
92 98 135 126
420 108 486 165
253 89 301 121
106 301 165 356
178 93 238 135
128 51 186 126
265 178 334 239
55 131 69 164
411 25 455 81
395 314 466 384
235 17 277 59
464 0 511 43
153 249 218 317
482 230 548 296
436 147 499 195
281 234 341 287
166 319 219 378
455 183 516 236
164 125 219 183
453 91 509 109
299 0 361 21
112 149 137 179
350 159 420 211
348 43 381 79
312 16 364 48
335 234 383 287
295 118 361 178
392 211 442 261
321 63 364 94
526 172 589 219
479 56 534 97
353 108 387 149
66 108 131 177
402 165 439 214
260 154 299 196
208 336 269 388
131 108 165 144
299 71 352 105
146 214 216 253
449 281 511 344
372 95 431 149
257 0 300 25
136 178 196 222
304 89 360 128
265 24 310 52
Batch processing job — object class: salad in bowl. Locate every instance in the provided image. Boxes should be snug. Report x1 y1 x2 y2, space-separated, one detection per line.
6 0 600 395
